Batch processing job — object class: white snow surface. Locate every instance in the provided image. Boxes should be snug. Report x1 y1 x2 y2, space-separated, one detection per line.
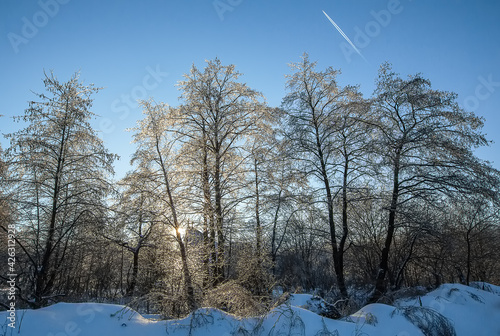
2 283 500 335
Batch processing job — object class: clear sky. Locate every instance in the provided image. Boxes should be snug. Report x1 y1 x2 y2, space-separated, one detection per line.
1 0 499 179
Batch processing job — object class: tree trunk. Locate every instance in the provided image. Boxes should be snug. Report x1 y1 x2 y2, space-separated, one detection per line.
126 248 139 296
370 150 400 303
35 120 68 305
254 157 264 295
201 129 215 287
214 144 225 284
156 140 196 310
254 158 262 262
466 228 472 286
270 189 282 276
337 159 350 297
176 230 196 310
314 122 348 298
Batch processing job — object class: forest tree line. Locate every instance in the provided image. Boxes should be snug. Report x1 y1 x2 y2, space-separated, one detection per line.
1 54 499 316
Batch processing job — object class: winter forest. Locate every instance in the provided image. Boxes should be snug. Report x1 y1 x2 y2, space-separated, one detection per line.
1 54 500 331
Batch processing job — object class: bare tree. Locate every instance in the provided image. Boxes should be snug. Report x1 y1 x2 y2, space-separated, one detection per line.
176 58 269 284
129 99 196 310
0 139 10 228
3 71 116 306
448 196 499 285
102 173 158 297
368 63 500 302
282 53 361 298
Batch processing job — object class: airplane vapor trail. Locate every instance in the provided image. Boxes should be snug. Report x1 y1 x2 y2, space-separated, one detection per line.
322 10 367 62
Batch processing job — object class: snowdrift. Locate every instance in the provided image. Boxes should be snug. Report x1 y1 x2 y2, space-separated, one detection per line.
1 283 499 336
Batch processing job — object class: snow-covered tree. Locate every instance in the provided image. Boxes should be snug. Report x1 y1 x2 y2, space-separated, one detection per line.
129 99 196 309
176 58 269 284
104 172 158 297
368 63 500 302
282 53 362 298
0 137 10 228
4 72 116 306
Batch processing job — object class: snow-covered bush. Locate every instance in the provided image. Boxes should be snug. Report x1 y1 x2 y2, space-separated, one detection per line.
202 281 264 317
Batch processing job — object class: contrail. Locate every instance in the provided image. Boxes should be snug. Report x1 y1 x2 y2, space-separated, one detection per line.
322 10 367 62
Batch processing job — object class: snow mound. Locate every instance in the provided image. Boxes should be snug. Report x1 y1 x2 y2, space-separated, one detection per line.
470 281 500 295
1 283 499 335
348 303 423 334
398 283 500 336
0 302 165 336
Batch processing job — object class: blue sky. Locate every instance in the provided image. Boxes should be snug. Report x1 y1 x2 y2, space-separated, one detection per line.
1 0 499 179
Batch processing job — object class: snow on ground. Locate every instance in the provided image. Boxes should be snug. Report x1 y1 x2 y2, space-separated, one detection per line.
1 283 500 335
287 293 340 318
